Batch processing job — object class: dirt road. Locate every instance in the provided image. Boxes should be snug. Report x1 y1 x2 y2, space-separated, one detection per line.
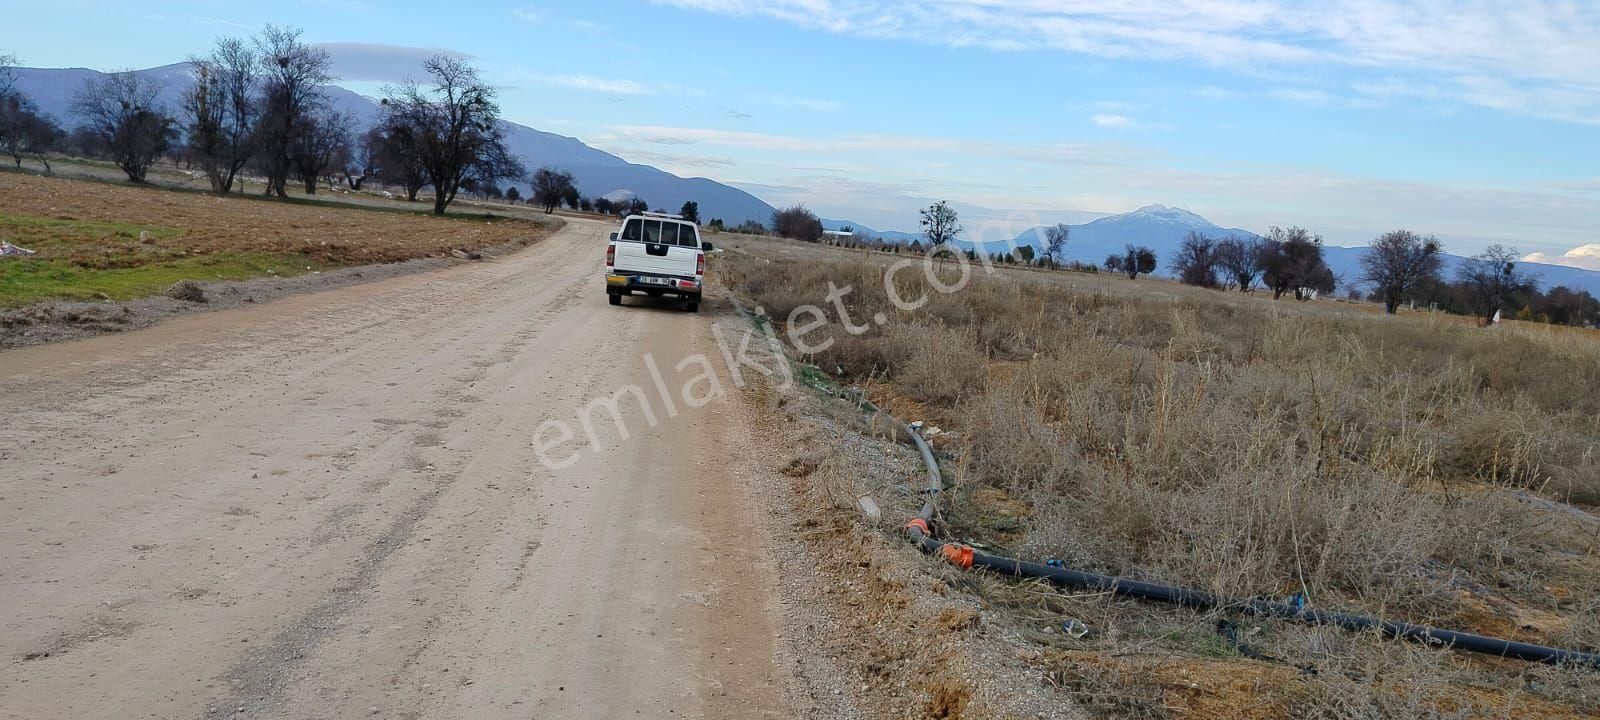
0 218 796 719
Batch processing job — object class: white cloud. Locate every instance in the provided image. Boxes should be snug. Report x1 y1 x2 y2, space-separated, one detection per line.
654 0 1600 124
750 93 841 112
1194 85 1240 100
315 43 472 82
1271 88 1330 105
1089 100 1135 112
1354 75 1600 125
600 124 1135 166
1524 245 1600 272
512 8 543 23
1085 106 1170 130
624 149 740 170
542 74 650 94
526 74 707 98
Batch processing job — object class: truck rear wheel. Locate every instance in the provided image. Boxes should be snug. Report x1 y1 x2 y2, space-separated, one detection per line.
608 293 622 306
686 300 699 313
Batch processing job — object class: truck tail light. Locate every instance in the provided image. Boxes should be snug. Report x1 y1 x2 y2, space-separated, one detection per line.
606 244 615 268
696 252 705 276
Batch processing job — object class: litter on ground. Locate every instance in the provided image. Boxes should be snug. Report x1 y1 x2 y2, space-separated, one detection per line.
1 241 38 257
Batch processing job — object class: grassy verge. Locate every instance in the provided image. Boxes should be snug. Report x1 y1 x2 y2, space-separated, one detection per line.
2 253 333 307
0 172 553 308
0 213 329 306
721 235 1600 719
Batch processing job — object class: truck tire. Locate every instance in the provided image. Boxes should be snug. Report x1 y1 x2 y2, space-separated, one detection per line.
686 300 700 313
608 293 622 306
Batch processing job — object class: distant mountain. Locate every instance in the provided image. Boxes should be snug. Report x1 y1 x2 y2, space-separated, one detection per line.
972 204 1260 260
821 218 922 244
958 204 1600 296
10 64 777 225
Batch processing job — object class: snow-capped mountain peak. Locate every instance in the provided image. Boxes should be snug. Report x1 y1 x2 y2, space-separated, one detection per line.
1118 204 1217 228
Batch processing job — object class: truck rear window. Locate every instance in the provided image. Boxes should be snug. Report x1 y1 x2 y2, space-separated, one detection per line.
620 218 698 248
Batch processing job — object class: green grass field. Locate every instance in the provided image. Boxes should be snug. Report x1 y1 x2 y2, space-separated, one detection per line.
0 171 555 309
0 213 329 307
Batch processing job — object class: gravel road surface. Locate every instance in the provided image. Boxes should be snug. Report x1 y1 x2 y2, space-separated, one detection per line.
1 218 795 719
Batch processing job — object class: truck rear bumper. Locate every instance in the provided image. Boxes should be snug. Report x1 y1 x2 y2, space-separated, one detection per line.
606 273 702 297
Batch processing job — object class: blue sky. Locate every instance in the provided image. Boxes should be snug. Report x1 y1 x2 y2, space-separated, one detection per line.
8 0 1600 263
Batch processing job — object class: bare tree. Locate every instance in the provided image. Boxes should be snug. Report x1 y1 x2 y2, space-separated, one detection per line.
1214 234 1266 291
369 122 427 200
340 126 383 190
1261 226 1333 300
0 51 16 98
184 38 259 193
1360 229 1443 314
72 71 177 183
531 167 576 214
0 101 60 171
1 53 63 172
1043 223 1069 269
1173 231 1221 288
920 200 962 249
1116 244 1157 280
1458 244 1532 326
381 55 523 215
255 25 332 198
1 102 60 171
292 107 353 193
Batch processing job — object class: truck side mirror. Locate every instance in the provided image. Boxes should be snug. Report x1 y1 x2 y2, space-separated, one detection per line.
701 242 715 252
609 232 618 241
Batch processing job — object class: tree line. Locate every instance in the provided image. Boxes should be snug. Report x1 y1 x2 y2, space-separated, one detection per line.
7 42 1597 326
758 199 1595 329
1167 226 1596 327
4 32 708 221
0 50 65 171
3 29 511 214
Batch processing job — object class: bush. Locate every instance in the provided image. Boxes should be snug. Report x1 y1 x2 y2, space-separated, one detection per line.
771 204 823 243
165 279 207 303
725 240 1600 622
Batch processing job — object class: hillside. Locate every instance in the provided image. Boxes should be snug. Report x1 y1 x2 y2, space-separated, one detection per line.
10 64 777 225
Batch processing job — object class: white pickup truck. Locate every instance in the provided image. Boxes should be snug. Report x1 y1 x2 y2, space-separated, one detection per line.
604 212 712 312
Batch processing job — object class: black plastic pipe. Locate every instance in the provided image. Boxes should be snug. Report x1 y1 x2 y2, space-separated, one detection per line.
896 424 1600 670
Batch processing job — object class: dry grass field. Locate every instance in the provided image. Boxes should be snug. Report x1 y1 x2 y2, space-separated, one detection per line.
0 172 552 307
719 233 1600 719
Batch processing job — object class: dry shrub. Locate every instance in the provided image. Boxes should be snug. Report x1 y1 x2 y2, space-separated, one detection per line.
165 279 208 303
1048 654 1172 720
729 246 1598 606
726 239 1600 716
